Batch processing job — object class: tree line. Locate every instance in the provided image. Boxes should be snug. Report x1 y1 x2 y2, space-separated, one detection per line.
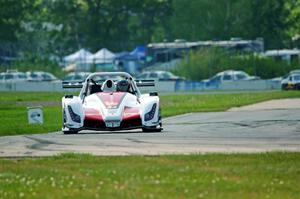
1 0 300 57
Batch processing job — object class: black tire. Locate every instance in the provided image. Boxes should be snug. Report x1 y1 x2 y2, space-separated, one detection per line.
281 84 288 90
142 122 162 133
63 130 78 134
142 108 163 132
142 127 162 132
62 108 78 134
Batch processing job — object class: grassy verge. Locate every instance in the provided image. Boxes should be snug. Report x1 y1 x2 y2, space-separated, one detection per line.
161 91 300 116
0 152 299 199
0 91 300 136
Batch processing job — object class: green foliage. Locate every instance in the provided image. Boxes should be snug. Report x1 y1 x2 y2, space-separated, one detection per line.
3 53 66 78
0 152 300 198
15 0 172 54
169 0 290 49
286 0 300 48
169 0 250 41
174 48 299 80
246 0 290 49
1 0 299 56
0 0 33 42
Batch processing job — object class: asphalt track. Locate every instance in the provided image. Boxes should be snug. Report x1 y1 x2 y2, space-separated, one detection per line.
0 99 300 157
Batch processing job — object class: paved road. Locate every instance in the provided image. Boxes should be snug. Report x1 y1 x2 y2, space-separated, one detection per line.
1 100 300 157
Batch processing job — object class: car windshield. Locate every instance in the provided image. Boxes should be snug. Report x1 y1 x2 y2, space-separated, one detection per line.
29 73 39 78
5 74 13 80
293 75 300 81
236 73 247 80
223 74 232 81
149 73 158 78
74 75 84 80
42 73 52 80
18 74 27 79
161 72 175 78
63 74 74 81
210 75 221 81
137 74 148 79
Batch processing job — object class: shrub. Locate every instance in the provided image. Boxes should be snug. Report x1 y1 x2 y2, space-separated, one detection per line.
1 53 66 78
173 48 299 80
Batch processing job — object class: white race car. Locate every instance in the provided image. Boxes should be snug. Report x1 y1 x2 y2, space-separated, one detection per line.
62 72 162 134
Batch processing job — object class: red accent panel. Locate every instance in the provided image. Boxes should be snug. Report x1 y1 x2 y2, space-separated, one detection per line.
122 107 140 120
97 92 126 108
84 108 103 121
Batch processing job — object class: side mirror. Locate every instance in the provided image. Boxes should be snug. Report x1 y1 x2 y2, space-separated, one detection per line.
149 92 158 96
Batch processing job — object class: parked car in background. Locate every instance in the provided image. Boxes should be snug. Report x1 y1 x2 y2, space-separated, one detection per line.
281 73 300 90
0 70 27 82
136 71 183 81
26 71 58 81
269 70 300 83
63 72 91 82
202 70 260 86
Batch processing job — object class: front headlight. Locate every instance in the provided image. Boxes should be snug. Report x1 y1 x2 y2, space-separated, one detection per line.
67 105 81 123
144 103 157 121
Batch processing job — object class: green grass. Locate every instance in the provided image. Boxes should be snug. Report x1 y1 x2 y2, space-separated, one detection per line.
0 91 300 136
1 93 300 198
0 152 299 199
161 91 300 116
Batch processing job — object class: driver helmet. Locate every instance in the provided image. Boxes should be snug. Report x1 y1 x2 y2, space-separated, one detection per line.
117 80 130 92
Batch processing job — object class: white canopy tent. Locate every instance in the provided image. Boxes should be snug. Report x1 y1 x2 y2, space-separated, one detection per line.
92 48 116 64
63 49 93 64
264 49 300 64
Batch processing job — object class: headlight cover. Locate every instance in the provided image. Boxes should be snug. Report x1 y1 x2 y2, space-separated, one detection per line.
144 103 157 121
67 105 81 123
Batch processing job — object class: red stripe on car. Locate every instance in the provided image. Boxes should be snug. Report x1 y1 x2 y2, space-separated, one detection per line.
96 92 126 108
84 108 103 121
122 107 140 120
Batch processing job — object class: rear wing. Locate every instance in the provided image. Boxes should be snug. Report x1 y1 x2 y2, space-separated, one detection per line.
62 81 83 88
135 80 155 87
62 79 155 88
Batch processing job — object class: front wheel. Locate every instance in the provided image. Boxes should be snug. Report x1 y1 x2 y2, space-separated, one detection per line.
62 108 79 134
63 130 78 134
142 127 162 132
62 126 79 134
142 122 163 133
